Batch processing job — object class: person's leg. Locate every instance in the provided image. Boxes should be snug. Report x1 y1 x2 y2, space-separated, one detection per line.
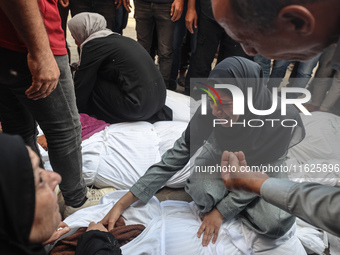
188 14 221 79
286 55 320 98
253 54 271 84
267 60 291 90
0 48 42 162
134 0 154 55
30 56 87 206
4 56 87 207
217 31 250 63
320 70 340 111
154 3 175 88
0 48 86 206
69 0 92 16
114 6 124 33
169 4 188 90
92 0 116 30
308 46 336 109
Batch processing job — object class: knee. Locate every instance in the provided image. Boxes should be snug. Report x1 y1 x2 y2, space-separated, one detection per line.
185 178 226 213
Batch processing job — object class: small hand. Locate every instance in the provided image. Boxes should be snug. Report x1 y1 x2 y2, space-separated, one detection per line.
43 222 70 245
100 203 124 231
116 0 131 12
170 0 184 22
87 222 108 232
59 0 69 8
115 0 122 9
197 208 223 246
185 9 197 34
25 51 60 100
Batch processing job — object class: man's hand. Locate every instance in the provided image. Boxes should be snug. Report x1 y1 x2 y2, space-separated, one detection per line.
221 151 268 195
43 222 70 245
171 0 184 22
25 51 60 100
197 208 223 247
185 8 197 34
87 222 108 232
117 0 131 12
59 0 69 8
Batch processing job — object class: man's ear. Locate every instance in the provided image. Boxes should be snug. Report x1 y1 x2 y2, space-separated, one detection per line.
278 5 315 36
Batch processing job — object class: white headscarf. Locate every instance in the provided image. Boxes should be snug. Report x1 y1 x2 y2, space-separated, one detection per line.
68 12 115 49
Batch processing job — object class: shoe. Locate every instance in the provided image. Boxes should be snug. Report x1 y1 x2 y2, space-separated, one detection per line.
63 187 116 219
177 77 186 87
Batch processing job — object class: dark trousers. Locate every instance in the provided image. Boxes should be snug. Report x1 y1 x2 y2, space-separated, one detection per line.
0 48 87 206
133 0 175 87
185 12 249 97
70 0 116 29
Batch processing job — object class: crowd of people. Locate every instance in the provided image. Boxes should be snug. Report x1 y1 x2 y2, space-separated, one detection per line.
0 0 340 254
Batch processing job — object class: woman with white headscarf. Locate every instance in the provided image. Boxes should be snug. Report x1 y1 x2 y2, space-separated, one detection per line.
68 12 172 124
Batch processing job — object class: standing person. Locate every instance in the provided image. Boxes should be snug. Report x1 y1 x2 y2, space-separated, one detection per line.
0 0 114 219
131 0 184 88
306 45 340 112
68 13 172 123
100 57 306 249
184 0 249 97
69 0 119 30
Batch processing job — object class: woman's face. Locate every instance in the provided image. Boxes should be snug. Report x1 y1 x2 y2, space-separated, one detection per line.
209 89 240 127
28 147 62 243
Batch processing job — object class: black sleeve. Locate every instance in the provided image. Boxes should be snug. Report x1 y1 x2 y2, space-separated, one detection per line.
75 230 122 255
73 42 103 113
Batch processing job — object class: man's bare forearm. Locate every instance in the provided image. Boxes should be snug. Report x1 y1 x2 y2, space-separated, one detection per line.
0 0 51 56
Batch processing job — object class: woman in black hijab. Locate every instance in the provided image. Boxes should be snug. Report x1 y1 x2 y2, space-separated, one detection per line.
67 13 172 124
0 134 121 254
1 134 40 254
101 57 305 247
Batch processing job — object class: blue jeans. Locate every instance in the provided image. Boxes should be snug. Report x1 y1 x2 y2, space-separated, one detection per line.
267 57 320 98
253 54 271 84
0 48 87 206
133 0 175 87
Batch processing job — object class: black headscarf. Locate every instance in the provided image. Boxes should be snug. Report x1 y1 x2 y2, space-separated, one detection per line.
0 134 46 255
189 57 305 166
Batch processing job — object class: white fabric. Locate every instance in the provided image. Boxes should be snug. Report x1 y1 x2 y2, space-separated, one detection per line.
287 112 340 163
287 158 340 187
51 191 307 255
295 219 326 254
40 92 197 189
41 121 189 189
165 90 200 123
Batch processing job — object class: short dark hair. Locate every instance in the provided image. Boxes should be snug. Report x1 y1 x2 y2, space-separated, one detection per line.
230 0 325 31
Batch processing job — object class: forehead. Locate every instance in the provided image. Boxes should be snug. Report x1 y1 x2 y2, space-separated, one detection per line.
213 89 233 101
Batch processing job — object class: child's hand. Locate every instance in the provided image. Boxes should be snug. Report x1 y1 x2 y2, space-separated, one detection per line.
197 208 223 246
